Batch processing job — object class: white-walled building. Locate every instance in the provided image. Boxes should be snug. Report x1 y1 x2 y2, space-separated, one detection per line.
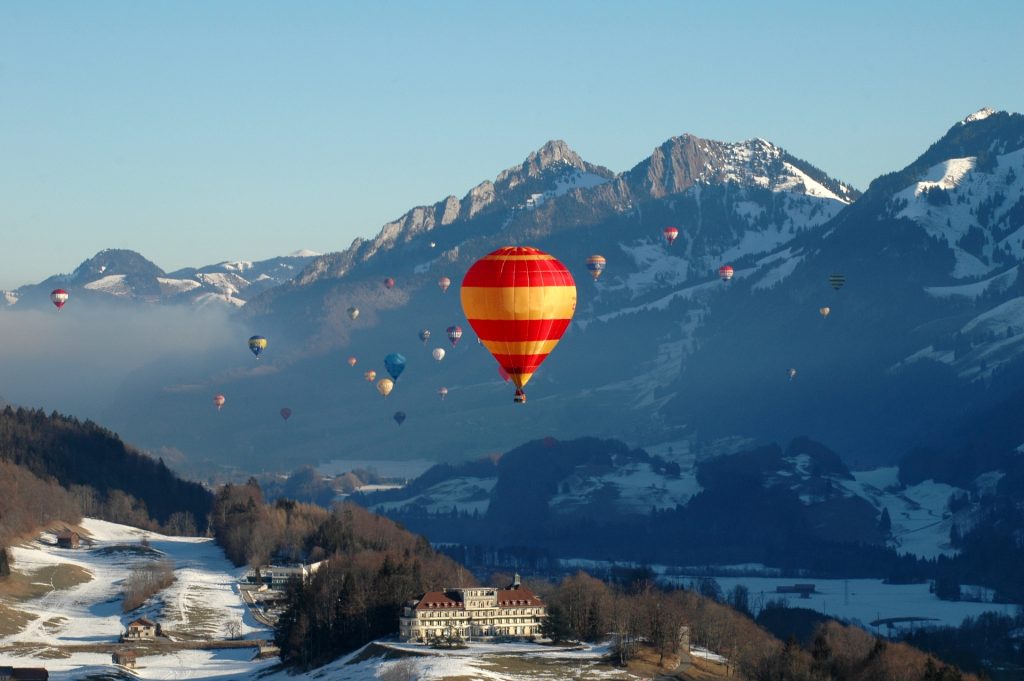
244 561 326 588
399 574 546 642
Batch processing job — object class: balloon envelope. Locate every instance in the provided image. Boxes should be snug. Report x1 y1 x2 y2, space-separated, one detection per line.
364 370 377 382
438 276 451 293
446 325 463 347
663 227 679 245
383 353 406 381
50 289 69 309
377 378 394 397
383 277 395 289
438 386 448 400
213 394 225 411
393 411 406 425
280 408 292 421
347 356 358 367
819 306 831 318
586 255 606 280
347 307 360 320
248 335 268 358
829 273 846 290
432 348 446 362
461 246 576 403
419 329 431 343
719 265 734 282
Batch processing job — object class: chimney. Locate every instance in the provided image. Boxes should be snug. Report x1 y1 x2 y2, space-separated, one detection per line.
513 573 521 588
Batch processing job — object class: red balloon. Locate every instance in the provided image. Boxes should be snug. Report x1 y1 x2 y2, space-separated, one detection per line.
383 277 395 289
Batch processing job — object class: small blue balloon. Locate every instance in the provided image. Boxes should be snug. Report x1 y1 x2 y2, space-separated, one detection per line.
384 353 406 381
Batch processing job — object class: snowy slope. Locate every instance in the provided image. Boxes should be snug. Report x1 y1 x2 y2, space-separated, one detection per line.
0 518 270 680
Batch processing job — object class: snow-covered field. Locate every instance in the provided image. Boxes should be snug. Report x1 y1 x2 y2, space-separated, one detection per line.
255 640 636 681
0 518 273 680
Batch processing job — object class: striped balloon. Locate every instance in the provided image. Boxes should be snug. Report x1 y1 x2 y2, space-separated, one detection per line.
829 273 846 290
585 255 606 280
719 265 734 282
461 246 576 404
50 288 69 310
663 227 679 245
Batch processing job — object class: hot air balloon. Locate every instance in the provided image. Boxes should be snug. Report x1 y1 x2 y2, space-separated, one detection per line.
719 265 734 282
393 411 406 426
347 356 358 367
432 348 446 362
446 325 462 347
663 227 679 246
438 386 448 400
586 255 606 281
248 335 268 358
377 378 394 398
364 370 377 382
280 407 292 421
430 241 437 249
461 246 577 404
213 394 225 411
384 353 406 381
347 306 360 320
788 368 797 381
498 365 512 383
383 277 395 290
819 306 831 319
50 289 69 310
419 329 431 344
829 273 846 290
438 276 451 293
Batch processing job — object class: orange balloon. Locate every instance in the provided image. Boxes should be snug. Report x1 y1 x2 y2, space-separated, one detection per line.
461 246 576 404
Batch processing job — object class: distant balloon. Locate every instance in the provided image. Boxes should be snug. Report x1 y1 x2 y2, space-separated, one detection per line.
586 255 606 280
829 273 846 291
347 356 358 367
438 386 448 400
419 329 431 344
432 348 446 362
663 226 679 246
280 407 292 421
430 241 437 249
213 394 226 411
347 307 360 320
719 265 734 282
819 306 831 319
383 277 395 290
384 353 406 381
446 325 463 347
248 335 268 359
788 368 797 381
393 411 406 426
364 370 377 382
376 378 394 398
50 289 69 310
438 276 451 293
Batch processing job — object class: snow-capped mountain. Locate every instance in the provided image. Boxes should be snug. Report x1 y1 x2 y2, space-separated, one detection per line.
29 110 1024 477
4 248 320 309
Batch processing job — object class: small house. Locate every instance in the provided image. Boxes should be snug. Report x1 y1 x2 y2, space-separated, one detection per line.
111 650 137 669
124 617 158 640
55 531 79 549
0 668 50 680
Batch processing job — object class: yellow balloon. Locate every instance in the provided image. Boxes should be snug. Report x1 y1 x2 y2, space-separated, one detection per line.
376 378 394 398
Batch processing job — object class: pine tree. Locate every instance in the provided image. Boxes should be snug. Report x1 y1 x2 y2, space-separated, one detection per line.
539 604 573 644
878 507 892 536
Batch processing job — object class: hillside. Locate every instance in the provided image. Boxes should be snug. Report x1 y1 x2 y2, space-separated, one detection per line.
0 406 213 533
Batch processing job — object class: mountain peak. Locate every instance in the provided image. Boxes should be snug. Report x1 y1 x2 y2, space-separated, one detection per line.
962 107 998 124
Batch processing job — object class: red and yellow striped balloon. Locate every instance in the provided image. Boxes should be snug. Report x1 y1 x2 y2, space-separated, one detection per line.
461 246 576 404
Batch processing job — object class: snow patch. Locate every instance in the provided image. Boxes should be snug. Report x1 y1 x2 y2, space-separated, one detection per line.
82 274 130 296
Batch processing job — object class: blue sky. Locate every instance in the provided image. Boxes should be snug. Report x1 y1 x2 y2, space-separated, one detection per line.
2 1 1022 288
